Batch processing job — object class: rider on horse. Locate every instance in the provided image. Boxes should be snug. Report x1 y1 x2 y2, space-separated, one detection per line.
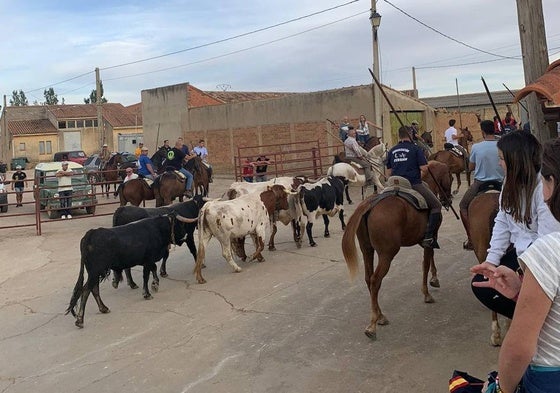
458 120 503 250
99 143 111 171
344 128 374 186
443 119 469 169
387 126 443 248
193 139 213 183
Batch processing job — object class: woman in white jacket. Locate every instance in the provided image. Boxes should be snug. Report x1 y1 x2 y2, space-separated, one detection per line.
471 131 560 318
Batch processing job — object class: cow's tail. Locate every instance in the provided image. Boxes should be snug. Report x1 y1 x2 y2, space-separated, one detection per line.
341 200 372 281
66 231 90 316
193 205 208 273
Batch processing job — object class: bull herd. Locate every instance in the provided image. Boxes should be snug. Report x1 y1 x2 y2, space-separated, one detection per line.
67 170 353 328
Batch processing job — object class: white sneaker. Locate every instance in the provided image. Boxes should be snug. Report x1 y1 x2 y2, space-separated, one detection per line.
61 215 66 219
67 214 72 219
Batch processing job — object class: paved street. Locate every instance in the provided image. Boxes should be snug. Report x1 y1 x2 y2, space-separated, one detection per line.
0 175 501 393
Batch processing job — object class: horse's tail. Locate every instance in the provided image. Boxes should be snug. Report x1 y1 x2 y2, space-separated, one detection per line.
66 231 90 316
341 200 373 281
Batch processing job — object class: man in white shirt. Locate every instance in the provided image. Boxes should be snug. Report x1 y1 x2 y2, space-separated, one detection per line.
344 129 373 185
443 118 468 169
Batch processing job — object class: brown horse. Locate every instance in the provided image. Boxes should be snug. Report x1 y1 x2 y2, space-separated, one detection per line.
422 160 453 208
153 171 187 206
468 191 506 346
117 178 155 206
186 156 210 196
101 153 124 198
342 192 439 340
428 150 471 195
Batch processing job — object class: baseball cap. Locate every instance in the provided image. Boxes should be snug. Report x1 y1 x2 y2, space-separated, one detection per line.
141 146 149 151
411 120 419 125
103 143 108 147
62 161 69 166
16 165 22 169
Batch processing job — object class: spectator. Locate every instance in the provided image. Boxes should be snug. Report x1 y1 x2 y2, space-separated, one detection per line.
356 115 373 145
134 142 144 159
502 111 518 133
339 116 352 142
11 165 27 207
255 154 273 182
471 137 560 393
56 162 73 219
493 116 503 136
242 157 255 182
123 167 138 183
137 146 158 180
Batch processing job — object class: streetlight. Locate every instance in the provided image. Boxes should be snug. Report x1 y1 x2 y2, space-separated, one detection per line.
370 7 382 137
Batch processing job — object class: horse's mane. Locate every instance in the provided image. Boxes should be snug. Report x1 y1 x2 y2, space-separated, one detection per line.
107 153 120 166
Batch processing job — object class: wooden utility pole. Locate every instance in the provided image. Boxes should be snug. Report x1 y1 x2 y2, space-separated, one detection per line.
516 0 556 141
1 95 9 165
95 67 104 147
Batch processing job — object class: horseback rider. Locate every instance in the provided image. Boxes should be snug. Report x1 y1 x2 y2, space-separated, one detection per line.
443 119 469 170
166 139 195 198
410 120 431 157
459 120 504 250
193 139 213 183
387 126 443 248
137 146 158 180
344 128 374 186
99 143 111 171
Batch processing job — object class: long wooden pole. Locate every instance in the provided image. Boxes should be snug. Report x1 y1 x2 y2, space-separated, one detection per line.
456 78 463 129
481 77 503 127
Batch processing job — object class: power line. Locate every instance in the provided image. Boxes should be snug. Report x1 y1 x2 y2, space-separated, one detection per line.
100 0 360 71
105 11 367 82
383 0 521 60
24 70 93 95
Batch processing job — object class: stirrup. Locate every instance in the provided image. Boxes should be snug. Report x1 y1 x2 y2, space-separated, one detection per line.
421 237 440 249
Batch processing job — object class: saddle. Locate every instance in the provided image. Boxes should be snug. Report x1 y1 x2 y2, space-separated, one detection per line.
476 180 502 196
443 145 464 158
142 178 154 187
370 176 428 210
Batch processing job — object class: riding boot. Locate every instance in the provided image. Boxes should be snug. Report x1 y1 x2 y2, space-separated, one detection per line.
421 212 442 249
460 209 474 250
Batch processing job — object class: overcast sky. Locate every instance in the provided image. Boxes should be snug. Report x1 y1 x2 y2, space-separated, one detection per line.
2 0 559 106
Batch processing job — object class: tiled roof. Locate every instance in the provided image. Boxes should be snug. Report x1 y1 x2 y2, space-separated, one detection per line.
421 90 517 109
204 90 294 104
515 59 560 106
188 85 224 108
48 103 141 127
9 119 58 136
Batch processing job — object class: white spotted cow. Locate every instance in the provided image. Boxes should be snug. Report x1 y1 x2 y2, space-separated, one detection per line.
194 184 293 283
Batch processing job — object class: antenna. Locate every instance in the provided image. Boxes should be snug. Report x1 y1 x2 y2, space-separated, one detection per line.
216 84 231 92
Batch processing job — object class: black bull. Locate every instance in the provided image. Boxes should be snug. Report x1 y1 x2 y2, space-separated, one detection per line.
66 214 190 328
112 195 206 286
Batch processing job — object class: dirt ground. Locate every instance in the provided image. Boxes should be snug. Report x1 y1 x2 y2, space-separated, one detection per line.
0 174 502 393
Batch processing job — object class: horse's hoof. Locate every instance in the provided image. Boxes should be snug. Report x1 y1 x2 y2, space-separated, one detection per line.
75 320 84 329
100 306 110 314
429 278 440 288
112 280 119 289
296 243 302 249
196 278 207 284
491 334 503 347
424 295 435 303
160 271 168 278
143 293 153 300
234 267 243 273
324 233 330 238
240 257 247 262
342 224 346 230
128 283 138 289
364 329 377 341
452 190 459 195
348 200 353 205
151 282 159 292
310 242 317 247
377 316 389 325
268 246 276 251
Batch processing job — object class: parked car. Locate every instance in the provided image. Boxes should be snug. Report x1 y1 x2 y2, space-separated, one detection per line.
10 157 29 170
83 152 137 174
53 151 88 166
35 162 97 219
0 174 8 213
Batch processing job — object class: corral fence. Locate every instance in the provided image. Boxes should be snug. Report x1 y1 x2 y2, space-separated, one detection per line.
234 140 345 182
0 168 126 235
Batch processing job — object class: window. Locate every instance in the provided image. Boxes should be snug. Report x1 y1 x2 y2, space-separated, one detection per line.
19 143 25 151
39 141 45 154
85 120 93 127
67 120 76 128
46 141 52 154
77 120 84 128
58 121 66 129
93 119 98 127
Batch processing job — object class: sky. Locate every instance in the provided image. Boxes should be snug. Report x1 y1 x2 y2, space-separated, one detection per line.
2 0 560 107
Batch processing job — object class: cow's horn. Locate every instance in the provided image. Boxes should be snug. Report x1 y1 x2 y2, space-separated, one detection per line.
176 214 198 223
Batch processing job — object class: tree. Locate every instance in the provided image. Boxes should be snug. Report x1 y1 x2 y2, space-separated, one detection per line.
44 87 59 105
9 90 28 106
84 81 108 104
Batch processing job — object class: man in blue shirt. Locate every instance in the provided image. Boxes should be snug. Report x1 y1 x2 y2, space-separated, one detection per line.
459 120 504 249
137 146 158 180
387 126 442 248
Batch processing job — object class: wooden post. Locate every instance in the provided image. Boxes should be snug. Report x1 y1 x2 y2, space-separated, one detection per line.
516 0 556 140
95 68 104 146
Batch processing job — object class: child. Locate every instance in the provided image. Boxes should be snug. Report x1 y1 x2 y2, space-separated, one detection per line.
242 157 255 182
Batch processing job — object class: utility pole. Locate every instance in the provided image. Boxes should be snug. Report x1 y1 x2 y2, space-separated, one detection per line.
95 67 104 146
1 95 8 164
370 1 382 137
516 0 555 141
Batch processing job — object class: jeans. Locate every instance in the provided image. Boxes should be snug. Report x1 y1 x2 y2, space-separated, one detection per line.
178 168 193 190
522 365 560 392
59 190 72 216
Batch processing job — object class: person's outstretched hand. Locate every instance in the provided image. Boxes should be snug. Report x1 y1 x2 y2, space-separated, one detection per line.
471 263 522 300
